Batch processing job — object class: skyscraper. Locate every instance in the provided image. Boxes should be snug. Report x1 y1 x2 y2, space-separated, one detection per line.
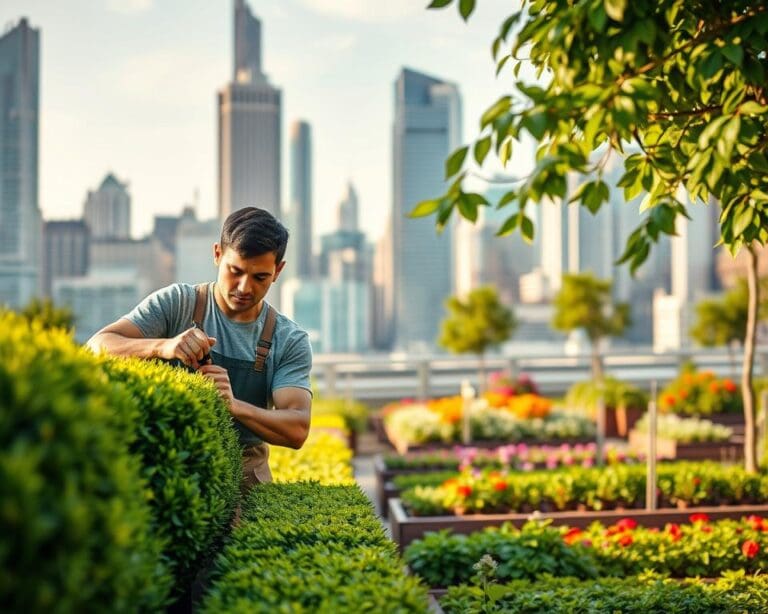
391 68 461 351
218 0 281 220
287 120 312 278
0 18 41 308
83 173 131 239
43 220 89 297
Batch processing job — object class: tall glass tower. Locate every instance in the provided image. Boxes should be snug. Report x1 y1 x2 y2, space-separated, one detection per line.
391 68 461 351
0 18 41 308
287 120 313 278
218 1 281 220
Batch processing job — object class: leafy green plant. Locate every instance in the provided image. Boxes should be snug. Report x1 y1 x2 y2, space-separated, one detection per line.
565 377 648 413
14 297 76 332
439 286 517 391
0 312 171 611
634 414 732 443
311 396 370 433
658 367 742 416
440 570 768 614
199 483 429 613
100 357 241 597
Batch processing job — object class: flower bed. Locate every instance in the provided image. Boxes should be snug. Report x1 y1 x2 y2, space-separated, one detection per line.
405 516 768 587
659 369 742 417
439 571 768 614
564 377 648 437
389 462 768 550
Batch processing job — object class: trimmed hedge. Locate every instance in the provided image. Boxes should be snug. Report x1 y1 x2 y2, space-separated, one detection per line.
101 357 241 594
0 313 171 611
440 571 768 613
200 482 430 612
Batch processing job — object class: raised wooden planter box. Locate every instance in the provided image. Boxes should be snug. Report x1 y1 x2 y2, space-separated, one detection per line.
605 405 644 438
374 455 449 517
388 498 768 552
628 430 743 461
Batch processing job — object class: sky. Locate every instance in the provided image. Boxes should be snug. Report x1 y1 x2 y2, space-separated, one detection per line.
1 0 532 241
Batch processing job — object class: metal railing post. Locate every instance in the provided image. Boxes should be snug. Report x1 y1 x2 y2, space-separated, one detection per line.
417 360 430 401
646 381 658 511
324 363 337 399
596 396 605 467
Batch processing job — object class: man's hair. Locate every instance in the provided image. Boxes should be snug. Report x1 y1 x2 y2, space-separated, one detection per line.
220 207 289 262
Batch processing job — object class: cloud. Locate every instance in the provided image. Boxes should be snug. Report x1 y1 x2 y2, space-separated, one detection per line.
106 0 154 15
299 0 421 22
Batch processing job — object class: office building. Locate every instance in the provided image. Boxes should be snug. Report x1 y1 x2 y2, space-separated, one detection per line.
391 68 461 351
83 173 131 239
0 18 41 308
286 120 313 279
175 217 221 285
43 220 89 296
218 0 281 220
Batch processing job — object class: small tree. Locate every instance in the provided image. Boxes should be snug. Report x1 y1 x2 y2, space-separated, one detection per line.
552 273 630 382
18 297 75 332
690 278 768 373
439 286 517 392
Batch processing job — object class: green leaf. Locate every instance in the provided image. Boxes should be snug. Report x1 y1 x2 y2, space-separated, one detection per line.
731 205 755 237
409 199 441 218
721 44 743 67
604 0 626 22
427 0 452 8
445 146 469 179
458 0 475 20
496 213 519 236
474 136 492 166
521 111 548 140
520 215 535 243
740 101 768 115
498 189 517 209
464 192 490 207
499 138 513 166
496 54 511 76
588 4 608 31
480 96 512 128
457 195 479 222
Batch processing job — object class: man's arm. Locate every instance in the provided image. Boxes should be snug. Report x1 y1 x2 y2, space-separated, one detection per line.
87 319 216 369
198 363 311 449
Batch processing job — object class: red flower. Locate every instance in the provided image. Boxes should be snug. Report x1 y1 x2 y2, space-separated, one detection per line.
701 525 713 533
615 518 638 532
581 539 593 548
492 480 507 492
742 540 760 558
689 513 710 524
746 515 765 531
662 394 677 408
456 485 473 497
692 477 701 486
667 523 682 542
563 527 583 545
618 534 633 547
723 379 738 393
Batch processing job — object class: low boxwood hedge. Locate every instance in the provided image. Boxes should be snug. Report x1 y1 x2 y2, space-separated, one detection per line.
101 357 241 595
0 313 171 611
440 571 768 613
200 482 430 612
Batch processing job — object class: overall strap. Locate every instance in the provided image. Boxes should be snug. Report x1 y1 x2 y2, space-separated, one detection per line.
254 306 277 373
192 283 209 330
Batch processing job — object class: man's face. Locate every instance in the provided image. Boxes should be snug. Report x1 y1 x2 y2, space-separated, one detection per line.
213 244 285 321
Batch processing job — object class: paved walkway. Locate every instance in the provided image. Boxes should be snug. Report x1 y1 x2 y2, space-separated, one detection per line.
352 432 391 536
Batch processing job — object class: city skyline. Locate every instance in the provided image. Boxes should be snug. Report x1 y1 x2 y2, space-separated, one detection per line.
0 0 522 242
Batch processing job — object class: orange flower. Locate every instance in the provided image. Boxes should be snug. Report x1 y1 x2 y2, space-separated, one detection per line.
667 523 682 542
742 540 760 558
709 381 720 394
492 480 507 492
563 527 583 545
746 515 766 532
662 394 677 409
456 485 472 497
618 534 633 547
689 513 710 524
678 388 689 401
723 379 738 393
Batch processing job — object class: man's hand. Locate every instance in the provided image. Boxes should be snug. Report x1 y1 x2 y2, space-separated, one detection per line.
158 328 216 369
198 364 235 410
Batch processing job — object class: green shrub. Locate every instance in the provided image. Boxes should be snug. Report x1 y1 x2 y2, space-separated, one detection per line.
440 571 768 614
0 312 171 611
565 377 648 413
312 396 370 433
101 357 241 595
658 368 742 416
406 523 601 587
200 482 430 613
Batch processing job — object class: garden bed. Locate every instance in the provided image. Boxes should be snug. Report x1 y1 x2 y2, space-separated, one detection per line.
628 429 743 461
388 498 768 551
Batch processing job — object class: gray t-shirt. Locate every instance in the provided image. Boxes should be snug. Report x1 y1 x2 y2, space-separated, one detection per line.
122 282 312 402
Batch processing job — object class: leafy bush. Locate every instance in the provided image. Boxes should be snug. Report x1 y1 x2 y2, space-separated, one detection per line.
401 462 768 516
440 571 768 614
312 396 370 433
100 357 241 595
634 413 732 443
0 313 171 611
565 377 648 413
405 522 600 587
271 430 355 485
658 368 742 416
200 483 429 612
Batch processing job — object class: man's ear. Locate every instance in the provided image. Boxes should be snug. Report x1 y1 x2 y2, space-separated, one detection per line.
213 243 222 266
273 260 286 281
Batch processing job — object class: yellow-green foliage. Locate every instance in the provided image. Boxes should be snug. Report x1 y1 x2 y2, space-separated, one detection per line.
271 430 355 485
100 356 241 595
0 312 171 611
312 396 370 433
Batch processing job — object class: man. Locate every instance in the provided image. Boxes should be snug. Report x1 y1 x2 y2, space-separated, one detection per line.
87 207 312 489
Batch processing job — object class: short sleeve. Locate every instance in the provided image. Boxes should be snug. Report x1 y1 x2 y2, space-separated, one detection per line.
123 284 193 339
271 330 313 394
